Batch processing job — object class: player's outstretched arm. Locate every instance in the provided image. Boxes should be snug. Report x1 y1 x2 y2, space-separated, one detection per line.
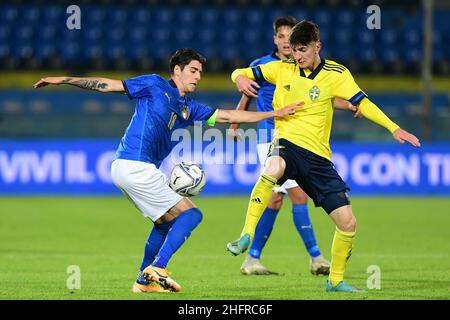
216 101 303 124
228 94 253 141
357 98 421 147
33 77 125 93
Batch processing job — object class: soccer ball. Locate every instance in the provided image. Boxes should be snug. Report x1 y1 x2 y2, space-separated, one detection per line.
169 162 206 197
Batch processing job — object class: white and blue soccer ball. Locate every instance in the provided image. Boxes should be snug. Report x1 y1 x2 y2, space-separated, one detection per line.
169 162 206 197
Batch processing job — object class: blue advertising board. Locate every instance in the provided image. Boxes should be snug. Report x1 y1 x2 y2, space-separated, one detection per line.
0 139 449 196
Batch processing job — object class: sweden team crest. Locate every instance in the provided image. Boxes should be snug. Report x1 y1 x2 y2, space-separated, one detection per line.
181 105 189 120
309 85 320 101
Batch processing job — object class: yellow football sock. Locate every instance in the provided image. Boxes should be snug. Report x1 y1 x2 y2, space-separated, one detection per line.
241 174 277 238
329 227 356 287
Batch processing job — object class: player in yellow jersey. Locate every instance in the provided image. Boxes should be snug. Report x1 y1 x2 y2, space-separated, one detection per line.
226 20 421 292
229 16 362 277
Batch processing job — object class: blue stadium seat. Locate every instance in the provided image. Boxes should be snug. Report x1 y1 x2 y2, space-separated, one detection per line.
313 10 331 27
380 30 398 45
15 26 34 41
86 6 106 24
23 6 41 22
39 26 58 41
404 48 421 64
155 7 174 25
380 48 400 63
107 27 126 42
42 5 62 22
267 9 289 23
0 25 10 42
404 30 421 46
223 9 242 25
134 6 151 24
357 30 376 47
60 42 82 61
14 44 34 59
1 6 19 23
129 28 148 44
246 9 265 25
176 7 198 26
198 29 216 44
85 44 103 60
153 29 171 42
0 44 10 58
35 43 57 59
198 7 220 26
335 9 355 27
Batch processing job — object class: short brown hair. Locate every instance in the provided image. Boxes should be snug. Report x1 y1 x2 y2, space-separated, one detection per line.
169 48 206 74
289 20 320 47
273 16 297 34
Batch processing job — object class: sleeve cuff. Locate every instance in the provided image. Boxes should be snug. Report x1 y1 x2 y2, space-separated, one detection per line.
122 80 132 99
205 109 218 126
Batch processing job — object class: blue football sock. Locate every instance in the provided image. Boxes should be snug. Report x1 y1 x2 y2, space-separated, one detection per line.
151 208 203 269
292 204 321 258
248 207 279 259
137 220 175 284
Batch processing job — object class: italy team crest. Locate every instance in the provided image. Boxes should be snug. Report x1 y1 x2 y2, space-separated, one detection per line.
309 85 320 101
181 105 189 120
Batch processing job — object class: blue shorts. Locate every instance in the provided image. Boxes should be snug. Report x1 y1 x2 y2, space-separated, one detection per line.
269 138 350 213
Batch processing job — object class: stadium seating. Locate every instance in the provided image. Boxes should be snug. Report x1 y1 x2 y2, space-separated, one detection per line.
0 3 448 74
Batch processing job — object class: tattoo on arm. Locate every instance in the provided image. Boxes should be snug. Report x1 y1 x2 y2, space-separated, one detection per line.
62 78 109 91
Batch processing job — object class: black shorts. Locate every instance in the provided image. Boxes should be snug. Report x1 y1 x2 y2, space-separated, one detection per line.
269 138 350 213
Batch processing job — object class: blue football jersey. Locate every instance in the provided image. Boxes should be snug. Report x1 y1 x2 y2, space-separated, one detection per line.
116 74 216 168
249 49 279 144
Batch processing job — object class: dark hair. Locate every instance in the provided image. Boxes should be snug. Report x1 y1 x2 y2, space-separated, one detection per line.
289 20 320 47
273 16 297 34
169 48 206 74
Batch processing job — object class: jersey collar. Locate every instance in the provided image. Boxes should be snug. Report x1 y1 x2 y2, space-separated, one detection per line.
271 48 280 60
299 58 325 80
169 79 177 88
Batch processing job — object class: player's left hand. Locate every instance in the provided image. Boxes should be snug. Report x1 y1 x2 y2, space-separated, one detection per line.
347 102 363 119
275 101 304 118
33 77 67 88
393 128 421 147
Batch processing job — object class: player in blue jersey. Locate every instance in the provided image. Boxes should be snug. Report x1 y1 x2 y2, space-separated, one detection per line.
228 17 361 276
33 48 301 293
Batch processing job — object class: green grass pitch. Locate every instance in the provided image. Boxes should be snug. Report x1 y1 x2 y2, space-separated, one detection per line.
0 196 449 300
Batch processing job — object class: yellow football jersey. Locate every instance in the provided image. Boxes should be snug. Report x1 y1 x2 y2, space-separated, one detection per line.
231 58 399 160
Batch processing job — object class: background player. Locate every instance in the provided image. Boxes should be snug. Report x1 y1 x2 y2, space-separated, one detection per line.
33 48 301 293
226 21 421 292
228 16 361 276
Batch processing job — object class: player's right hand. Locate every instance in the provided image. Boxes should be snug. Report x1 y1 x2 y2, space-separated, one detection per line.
236 75 260 98
275 101 304 118
227 124 242 142
393 128 421 147
33 77 67 88
347 102 363 119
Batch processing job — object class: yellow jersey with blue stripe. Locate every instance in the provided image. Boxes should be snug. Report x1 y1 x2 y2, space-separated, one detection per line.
231 58 399 160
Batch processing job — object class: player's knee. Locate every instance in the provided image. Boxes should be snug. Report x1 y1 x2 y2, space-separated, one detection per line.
264 156 286 179
268 192 284 210
288 188 308 204
339 215 357 232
